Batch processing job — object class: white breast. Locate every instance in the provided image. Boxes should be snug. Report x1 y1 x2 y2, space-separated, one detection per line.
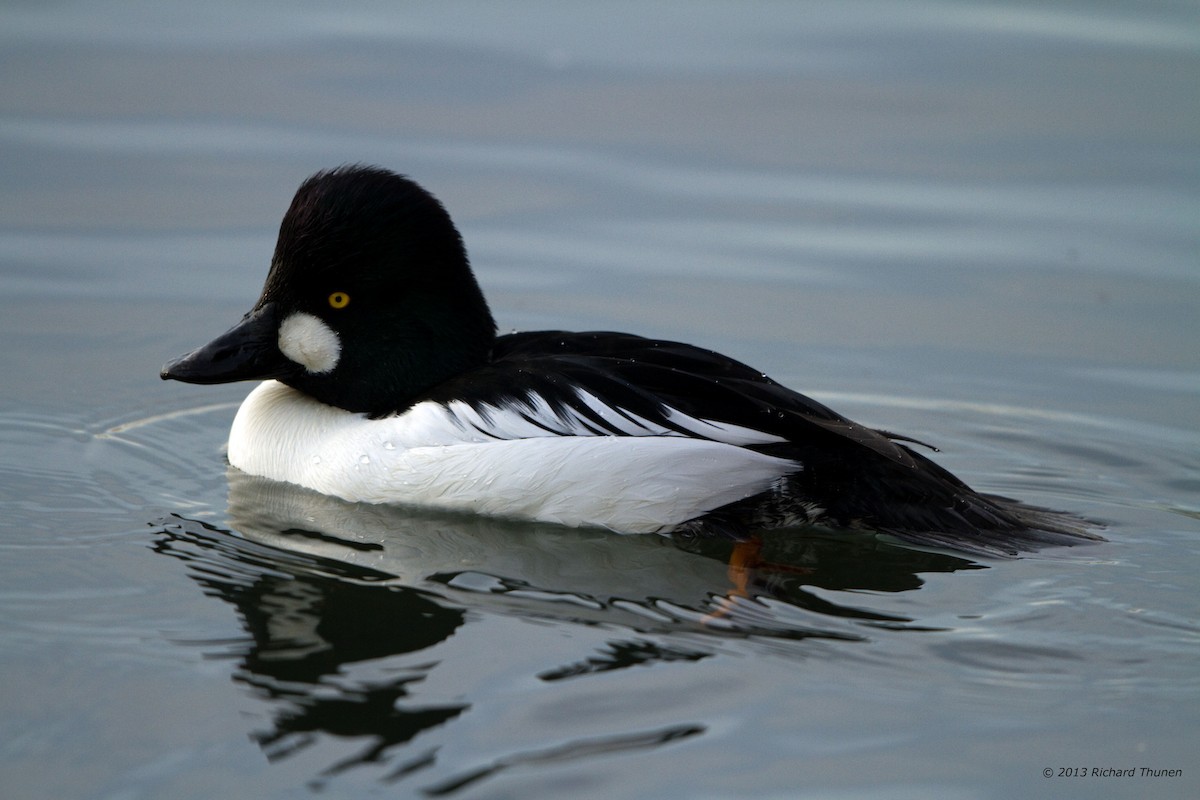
227 380 798 533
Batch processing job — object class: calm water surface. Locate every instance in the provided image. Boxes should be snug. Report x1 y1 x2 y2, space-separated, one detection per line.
2 3 1198 799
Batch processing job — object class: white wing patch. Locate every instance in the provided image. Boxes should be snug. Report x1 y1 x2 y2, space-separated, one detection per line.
228 380 798 533
439 387 788 445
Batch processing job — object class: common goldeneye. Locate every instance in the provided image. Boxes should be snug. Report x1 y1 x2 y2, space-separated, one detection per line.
162 166 1102 556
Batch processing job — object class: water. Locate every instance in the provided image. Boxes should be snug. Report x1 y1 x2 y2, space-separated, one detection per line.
2 2 1198 798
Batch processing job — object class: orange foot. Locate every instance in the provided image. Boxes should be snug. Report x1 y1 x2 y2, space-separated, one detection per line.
701 537 762 624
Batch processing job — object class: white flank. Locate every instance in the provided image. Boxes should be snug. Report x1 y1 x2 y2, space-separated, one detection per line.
228 381 799 533
278 312 341 373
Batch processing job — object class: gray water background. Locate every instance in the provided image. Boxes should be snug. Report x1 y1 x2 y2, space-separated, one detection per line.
1 2 1198 798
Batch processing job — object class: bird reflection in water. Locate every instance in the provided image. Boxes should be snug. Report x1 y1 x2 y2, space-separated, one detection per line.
152 470 978 788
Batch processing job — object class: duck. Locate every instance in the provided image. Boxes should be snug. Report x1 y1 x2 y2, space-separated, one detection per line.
161 165 1103 557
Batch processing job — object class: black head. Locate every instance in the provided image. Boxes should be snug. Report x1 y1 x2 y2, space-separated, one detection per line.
161 166 497 414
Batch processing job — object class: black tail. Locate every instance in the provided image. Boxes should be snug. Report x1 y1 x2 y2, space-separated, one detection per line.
873 491 1105 558
818 442 1106 557
690 443 1105 558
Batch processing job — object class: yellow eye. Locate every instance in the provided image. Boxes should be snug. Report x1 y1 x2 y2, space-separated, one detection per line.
327 291 350 309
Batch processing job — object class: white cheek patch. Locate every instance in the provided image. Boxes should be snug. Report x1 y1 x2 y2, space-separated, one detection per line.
278 312 341 374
